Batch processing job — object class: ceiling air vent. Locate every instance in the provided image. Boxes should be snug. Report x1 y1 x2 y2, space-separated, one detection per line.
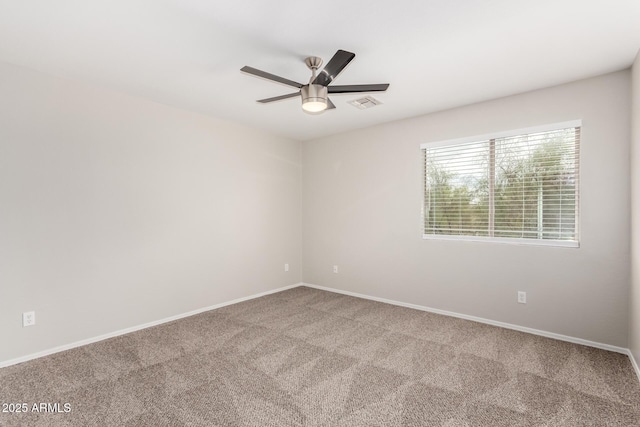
348 96 382 110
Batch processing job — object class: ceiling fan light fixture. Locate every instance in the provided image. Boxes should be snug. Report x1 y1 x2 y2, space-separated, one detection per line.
301 84 328 113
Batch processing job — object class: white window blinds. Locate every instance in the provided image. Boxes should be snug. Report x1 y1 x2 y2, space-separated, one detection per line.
421 121 580 246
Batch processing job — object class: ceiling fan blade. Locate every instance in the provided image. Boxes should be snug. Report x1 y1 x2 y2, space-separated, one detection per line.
328 84 389 94
241 66 303 89
312 50 356 86
257 92 300 103
326 98 336 109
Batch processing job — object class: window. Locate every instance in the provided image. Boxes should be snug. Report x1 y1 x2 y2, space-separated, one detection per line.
421 121 580 247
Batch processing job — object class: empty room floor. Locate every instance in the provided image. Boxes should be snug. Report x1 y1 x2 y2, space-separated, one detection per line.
1 286 638 426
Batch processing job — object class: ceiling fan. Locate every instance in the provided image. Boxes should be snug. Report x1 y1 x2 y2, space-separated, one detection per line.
241 49 389 114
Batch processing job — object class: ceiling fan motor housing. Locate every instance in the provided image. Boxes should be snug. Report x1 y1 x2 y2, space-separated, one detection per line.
301 84 328 112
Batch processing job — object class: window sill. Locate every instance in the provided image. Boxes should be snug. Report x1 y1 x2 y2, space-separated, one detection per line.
422 234 579 248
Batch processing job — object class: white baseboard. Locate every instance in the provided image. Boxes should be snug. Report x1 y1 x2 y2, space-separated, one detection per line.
0 283 302 369
628 349 640 382
301 282 629 355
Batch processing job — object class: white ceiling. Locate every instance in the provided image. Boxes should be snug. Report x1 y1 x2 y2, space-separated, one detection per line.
1 0 639 141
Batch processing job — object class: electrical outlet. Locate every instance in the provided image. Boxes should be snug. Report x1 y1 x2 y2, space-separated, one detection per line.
23 311 35 327
284 263 289 272
517 291 527 304
333 265 338 274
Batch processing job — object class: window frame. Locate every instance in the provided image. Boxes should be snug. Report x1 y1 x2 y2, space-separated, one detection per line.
420 120 581 248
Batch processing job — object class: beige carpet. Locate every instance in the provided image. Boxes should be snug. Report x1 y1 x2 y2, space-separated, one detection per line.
1 286 639 426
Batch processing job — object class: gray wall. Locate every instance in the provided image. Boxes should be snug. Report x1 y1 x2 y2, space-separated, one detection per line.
303 70 631 347
631 52 640 363
0 62 302 363
2 58 635 365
